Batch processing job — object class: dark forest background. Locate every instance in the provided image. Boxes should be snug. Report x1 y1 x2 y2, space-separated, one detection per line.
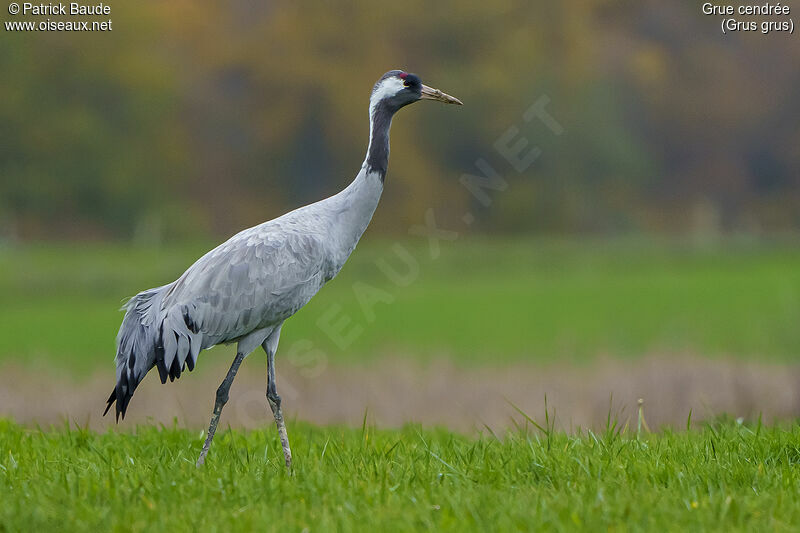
2 0 798 242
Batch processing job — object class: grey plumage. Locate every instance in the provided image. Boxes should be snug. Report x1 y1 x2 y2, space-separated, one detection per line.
106 207 344 420
104 69 462 468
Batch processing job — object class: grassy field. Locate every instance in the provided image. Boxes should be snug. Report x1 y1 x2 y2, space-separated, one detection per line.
3 240 800 531
1 417 799 531
1 238 800 372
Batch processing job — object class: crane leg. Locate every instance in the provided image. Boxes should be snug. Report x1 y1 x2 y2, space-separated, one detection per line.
261 326 291 474
267 348 292 474
196 350 245 467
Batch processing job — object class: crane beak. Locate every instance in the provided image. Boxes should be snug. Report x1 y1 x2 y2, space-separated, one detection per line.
420 84 463 105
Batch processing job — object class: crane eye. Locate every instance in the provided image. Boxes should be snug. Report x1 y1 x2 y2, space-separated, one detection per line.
403 80 411 87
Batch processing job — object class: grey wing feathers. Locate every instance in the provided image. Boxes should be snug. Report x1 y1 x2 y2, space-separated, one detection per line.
104 221 330 421
164 224 329 343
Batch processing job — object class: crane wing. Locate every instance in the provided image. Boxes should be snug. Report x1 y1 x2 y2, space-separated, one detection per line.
163 220 331 345
106 219 332 421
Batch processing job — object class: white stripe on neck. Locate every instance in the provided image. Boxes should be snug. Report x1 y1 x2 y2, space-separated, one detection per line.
368 77 404 120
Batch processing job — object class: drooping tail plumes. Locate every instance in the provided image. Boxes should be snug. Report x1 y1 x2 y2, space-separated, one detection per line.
104 283 203 421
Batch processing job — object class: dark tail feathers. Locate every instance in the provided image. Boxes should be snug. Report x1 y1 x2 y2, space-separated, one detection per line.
104 286 201 421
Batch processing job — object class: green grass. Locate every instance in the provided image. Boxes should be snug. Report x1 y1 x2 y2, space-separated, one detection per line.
2 237 800 372
1 418 800 531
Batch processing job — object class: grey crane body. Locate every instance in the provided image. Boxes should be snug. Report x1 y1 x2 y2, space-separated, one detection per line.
103 70 462 470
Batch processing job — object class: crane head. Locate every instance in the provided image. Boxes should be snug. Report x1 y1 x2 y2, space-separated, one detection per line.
370 70 463 114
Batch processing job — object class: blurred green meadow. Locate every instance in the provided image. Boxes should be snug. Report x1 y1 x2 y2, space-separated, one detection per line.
2 237 799 373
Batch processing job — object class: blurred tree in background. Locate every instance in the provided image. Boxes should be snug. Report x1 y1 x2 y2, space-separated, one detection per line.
1 0 798 241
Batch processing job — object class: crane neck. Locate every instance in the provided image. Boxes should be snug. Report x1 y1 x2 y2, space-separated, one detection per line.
365 100 396 180
322 100 398 266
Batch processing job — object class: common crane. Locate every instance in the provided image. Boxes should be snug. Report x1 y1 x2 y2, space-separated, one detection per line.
103 70 462 470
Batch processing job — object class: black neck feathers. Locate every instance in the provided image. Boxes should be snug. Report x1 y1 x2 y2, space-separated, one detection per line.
366 101 395 180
